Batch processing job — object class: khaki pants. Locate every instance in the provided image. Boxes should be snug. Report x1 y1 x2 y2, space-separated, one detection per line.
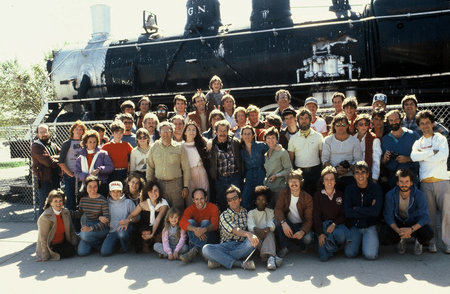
257 231 276 259
157 177 184 213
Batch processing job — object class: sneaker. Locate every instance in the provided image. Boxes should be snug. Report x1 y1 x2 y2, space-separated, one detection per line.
275 256 283 268
207 260 221 269
278 247 289 258
428 242 437 253
445 245 450 254
267 256 276 270
397 239 406 254
242 260 256 270
180 247 198 264
414 240 423 256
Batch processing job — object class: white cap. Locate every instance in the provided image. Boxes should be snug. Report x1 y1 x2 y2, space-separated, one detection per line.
109 181 123 191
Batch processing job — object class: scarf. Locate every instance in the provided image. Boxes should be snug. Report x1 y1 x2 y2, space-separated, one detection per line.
299 128 311 138
147 198 168 226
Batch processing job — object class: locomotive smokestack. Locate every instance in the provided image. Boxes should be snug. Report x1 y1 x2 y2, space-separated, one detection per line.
184 0 222 36
90 4 111 39
250 0 293 31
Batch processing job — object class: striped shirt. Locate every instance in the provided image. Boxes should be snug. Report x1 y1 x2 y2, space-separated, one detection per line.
78 195 110 231
219 207 248 243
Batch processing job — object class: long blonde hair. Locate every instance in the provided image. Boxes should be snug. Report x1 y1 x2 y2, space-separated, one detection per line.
163 207 181 239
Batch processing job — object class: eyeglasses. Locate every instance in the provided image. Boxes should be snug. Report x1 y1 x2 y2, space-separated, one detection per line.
226 195 239 202
124 121 133 125
335 123 348 127
357 122 370 127
137 136 148 139
157 110 167 113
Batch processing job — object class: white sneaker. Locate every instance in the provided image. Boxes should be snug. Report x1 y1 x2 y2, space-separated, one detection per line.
428 242 437 253
414 240 423 256
445 245 450 254
275 256 283 268
267 256 276 270
242 260 256 270
397 239 406 254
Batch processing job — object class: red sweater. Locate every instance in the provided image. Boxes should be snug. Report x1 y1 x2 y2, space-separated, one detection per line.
179 202 219 231
102 141 132 169
52 214 65 245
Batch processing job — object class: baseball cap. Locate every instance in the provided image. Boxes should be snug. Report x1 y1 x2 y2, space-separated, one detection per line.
109 181 123 191
304 97 318 106
372 93 387 105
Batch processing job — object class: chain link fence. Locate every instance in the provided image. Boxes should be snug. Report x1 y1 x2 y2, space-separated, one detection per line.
0 103 448 222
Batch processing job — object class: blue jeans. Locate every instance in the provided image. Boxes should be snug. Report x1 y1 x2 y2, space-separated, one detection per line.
215 174 242 212
63 174 76 211
77 221 109 256
100 225 133 256
187 219 219 250
37 177 60 216
202 239 255 269
345 225 379 260
317 220 350 261
242 170 265 211
276 219 313 250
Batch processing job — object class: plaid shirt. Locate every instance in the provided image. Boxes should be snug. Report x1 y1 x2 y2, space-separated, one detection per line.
216 141 237 176
219 207 248 243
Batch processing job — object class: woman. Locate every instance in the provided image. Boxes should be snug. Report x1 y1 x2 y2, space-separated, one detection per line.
75 130 113 198
36 189 78 261
124 173 146 206
182 121 209 207
240 125 269 210
59 120 87 211
263 127 292 207
73 175 110 256
232 106 247 139
126 181 169 253
354 114 382 183
130 128 151 178
171 115 186 142
313 166 350 261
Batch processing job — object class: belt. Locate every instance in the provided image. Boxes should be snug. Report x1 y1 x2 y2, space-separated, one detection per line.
220 171 238 177
299 164 321 173
158 177 181 183
114 168 127 171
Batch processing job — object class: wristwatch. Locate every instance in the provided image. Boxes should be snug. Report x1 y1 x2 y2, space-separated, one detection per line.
410 226 415 232
280 219 286 225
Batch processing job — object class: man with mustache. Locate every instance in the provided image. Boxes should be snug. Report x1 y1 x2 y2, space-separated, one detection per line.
31 124 61 215
382 169 433 255
381 110 419 189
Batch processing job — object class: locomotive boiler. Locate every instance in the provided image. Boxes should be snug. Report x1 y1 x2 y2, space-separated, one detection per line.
47 0 450 121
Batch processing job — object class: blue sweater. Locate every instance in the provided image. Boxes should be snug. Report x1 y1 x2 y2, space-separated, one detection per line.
381 128 419 173
344 181 383 228
383 185 429 227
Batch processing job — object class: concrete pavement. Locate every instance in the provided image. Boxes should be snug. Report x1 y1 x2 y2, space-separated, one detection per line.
0 221 449 294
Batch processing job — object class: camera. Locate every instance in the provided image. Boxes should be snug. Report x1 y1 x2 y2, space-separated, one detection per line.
339 160 351 169
390 152 399 160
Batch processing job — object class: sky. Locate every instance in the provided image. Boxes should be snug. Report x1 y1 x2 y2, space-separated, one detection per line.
0 0 368 66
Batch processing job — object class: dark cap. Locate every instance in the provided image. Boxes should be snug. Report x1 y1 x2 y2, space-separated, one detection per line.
281 108 297 118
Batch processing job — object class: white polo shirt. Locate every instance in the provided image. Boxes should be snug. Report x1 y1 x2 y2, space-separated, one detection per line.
288 128 323 168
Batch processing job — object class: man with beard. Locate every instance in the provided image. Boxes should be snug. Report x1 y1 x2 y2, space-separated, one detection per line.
288 108 323 196
381 110 420 188
31 124 61 215
209 120 243 212
382 169 433 255
188 91 210 133
411 110 450 254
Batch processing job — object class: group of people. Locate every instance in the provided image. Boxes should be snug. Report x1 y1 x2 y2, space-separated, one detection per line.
33 75 449 270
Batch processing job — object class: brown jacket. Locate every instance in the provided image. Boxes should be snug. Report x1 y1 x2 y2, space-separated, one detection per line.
31 140 60 183
274 188 313 234
36 207 78 261
188 110 211 133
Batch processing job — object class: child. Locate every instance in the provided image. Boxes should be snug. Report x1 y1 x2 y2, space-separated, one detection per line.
153 207 189 260
247 186 282 270
100 181 136 256
206 75 225 112
130 128 150 179
102 120 133 183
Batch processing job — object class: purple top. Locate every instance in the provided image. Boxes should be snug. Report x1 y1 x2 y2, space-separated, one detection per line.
74 147 114 184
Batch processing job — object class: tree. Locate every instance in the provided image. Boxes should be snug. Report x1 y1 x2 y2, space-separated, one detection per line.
0 59 55 127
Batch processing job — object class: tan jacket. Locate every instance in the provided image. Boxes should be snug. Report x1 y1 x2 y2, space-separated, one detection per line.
274 188 313 234
36 207 78 261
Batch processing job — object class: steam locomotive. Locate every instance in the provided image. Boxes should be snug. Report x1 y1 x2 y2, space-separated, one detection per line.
47 0 450 121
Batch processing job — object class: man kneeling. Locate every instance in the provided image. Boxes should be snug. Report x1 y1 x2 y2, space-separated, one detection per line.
202 185 259 270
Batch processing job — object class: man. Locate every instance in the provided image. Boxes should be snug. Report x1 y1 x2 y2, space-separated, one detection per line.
209 120 243 212
168 94 188 119
372 93 387 111
304 97 328 136
342 97 358 135
246 104 265 129
202 109 225 140
120 99 137 133
221 94 237 128
202 185 259 270
411 110 450 253
381 109 420 188
344 161 383 260
401 94 448 138
156 104 169 123
188 91 210 133
117 113 137 147
31 124 61 215
272 89 295 128
325 92 345 127
274 169 313 258
258 114 282 141
146 121 190 212
288 108 323 196
179 188 220 263
383 169 433 255
142 113 160 143
279 108 298 149
135 96 152 129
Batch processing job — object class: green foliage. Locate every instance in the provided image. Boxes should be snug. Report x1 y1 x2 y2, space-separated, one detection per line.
0 59 55 127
